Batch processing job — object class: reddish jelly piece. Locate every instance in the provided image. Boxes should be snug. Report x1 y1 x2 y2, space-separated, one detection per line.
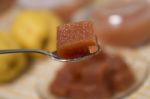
107 56 135 92
57 21 97 59
50 67 74 97
50 52 135 99
69 83 112 99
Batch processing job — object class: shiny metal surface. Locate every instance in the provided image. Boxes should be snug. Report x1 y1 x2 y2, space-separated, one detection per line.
0 45 100 62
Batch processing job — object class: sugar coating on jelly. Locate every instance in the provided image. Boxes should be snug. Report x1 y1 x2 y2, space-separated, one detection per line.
57 21 97 59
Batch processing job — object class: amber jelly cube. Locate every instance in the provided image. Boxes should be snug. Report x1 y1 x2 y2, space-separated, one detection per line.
57 21 97 59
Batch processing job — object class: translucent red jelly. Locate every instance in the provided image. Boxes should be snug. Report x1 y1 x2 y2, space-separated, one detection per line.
93 0 150 46
57 21 97 59
50 52 135 99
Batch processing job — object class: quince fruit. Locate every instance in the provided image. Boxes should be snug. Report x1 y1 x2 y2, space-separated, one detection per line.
12 11 61 53
0 33 27 82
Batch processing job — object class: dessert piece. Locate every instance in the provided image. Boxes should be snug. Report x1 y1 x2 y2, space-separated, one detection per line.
57 21 97 59
50 67 74 97
50 52 135 99
50 52 113 99
69 83 112 99
107 56 135 92
93 0 150 46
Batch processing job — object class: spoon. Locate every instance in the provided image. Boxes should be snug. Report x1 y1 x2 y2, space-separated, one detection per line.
0 45 100 62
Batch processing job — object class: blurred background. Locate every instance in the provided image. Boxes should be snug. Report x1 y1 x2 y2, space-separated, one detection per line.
0 0 149 99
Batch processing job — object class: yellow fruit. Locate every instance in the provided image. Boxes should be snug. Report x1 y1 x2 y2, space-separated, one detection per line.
44 12 61 52
0 33 27 82
13 11 49 49
12 11 61 52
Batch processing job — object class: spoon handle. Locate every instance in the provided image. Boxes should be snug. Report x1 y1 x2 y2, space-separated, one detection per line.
0 49 50 55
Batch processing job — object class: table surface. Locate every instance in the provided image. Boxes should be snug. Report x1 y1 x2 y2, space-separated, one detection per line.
0 44 149 99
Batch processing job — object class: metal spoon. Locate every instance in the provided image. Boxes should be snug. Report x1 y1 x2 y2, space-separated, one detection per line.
0 45 100 62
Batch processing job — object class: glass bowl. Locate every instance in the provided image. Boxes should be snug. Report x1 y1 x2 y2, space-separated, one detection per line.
36 56 149 99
